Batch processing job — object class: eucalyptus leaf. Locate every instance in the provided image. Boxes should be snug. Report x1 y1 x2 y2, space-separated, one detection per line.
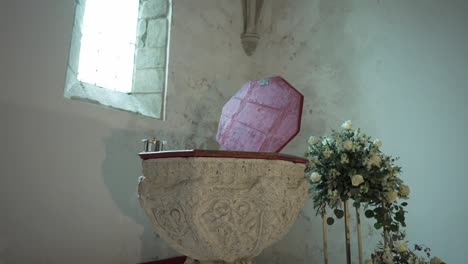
374 207 385 214
365 210 374 218
327 217 335 225
334 209 344 219
374 223 382 230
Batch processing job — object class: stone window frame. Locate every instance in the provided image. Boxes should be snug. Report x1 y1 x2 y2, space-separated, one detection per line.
64 0 171 119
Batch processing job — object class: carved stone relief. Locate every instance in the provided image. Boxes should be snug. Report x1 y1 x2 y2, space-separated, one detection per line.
138 157 308 263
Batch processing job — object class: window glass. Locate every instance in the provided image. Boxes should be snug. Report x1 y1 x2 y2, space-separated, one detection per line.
77 0 139 93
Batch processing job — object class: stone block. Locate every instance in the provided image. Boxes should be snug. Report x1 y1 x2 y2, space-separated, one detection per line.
136 39 144 48
140 0 168 19
136 19 147 38
146 19 168 48
68 29 82 74
73 1 86 30
133 68 164 93
133 93 163 118
135 48 166 69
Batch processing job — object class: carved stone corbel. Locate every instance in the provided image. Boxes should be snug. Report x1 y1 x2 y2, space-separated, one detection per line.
241 0 263 56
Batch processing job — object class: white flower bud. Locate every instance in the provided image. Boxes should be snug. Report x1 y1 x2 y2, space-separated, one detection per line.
351 174 364 186
310 172 322 183
341 120 353 130
385 191 398 203
430 257 444 264
308 136 318 145
399 184 410 198
396 240 408 253
343 140 353 150
374 138 382 148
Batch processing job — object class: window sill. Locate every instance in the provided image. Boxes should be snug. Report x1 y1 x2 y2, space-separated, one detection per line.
64 67 163 119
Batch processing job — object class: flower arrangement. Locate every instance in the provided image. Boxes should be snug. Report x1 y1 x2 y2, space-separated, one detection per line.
305 120 445 264
369 231 445 264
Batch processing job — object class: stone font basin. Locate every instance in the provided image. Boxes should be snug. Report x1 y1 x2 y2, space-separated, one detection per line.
138 150 308 264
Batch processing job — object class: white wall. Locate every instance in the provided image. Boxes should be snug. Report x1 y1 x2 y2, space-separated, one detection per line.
1 0 467 263
0 0 253 263
253 0 468 263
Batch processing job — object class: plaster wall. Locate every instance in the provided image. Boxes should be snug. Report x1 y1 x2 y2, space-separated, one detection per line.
253 0 468 263
0 0 253 263
1 0 467 263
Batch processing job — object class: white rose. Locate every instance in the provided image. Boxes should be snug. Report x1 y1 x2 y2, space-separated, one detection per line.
351 174 364 186
430 257 444 264
360 183 369 193
323 148 333 158
322 137 332 145
396 240 408 253
341 120 353 130
382 250 394 264
366 154 382 168
343 140 353 150
310 172 322 183
330 169 340 176
340 154 349 164
409 256 420 264
374 138 382 148
385 191 398 203
373 155 382 166
308 136 318 145
399 184 411 198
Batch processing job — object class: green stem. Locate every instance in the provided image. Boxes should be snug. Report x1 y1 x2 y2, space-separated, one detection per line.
382 203 392 250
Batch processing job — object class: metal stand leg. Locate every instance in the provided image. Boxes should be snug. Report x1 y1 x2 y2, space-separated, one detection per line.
321 208 329 264
344 200 351 264
356 207 363 264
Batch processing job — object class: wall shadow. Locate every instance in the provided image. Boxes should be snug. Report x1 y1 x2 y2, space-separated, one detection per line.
102 128 181 262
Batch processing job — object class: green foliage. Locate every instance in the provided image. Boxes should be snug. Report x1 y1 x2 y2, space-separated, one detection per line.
305 121 444 264
365 209 374 218
334 209 344 219
370 231 446 264
305 121 409 229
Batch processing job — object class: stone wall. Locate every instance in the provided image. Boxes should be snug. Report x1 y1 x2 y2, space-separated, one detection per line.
133 0 169 95
0 0 252 263
0 0 467 263
252 1 468 263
